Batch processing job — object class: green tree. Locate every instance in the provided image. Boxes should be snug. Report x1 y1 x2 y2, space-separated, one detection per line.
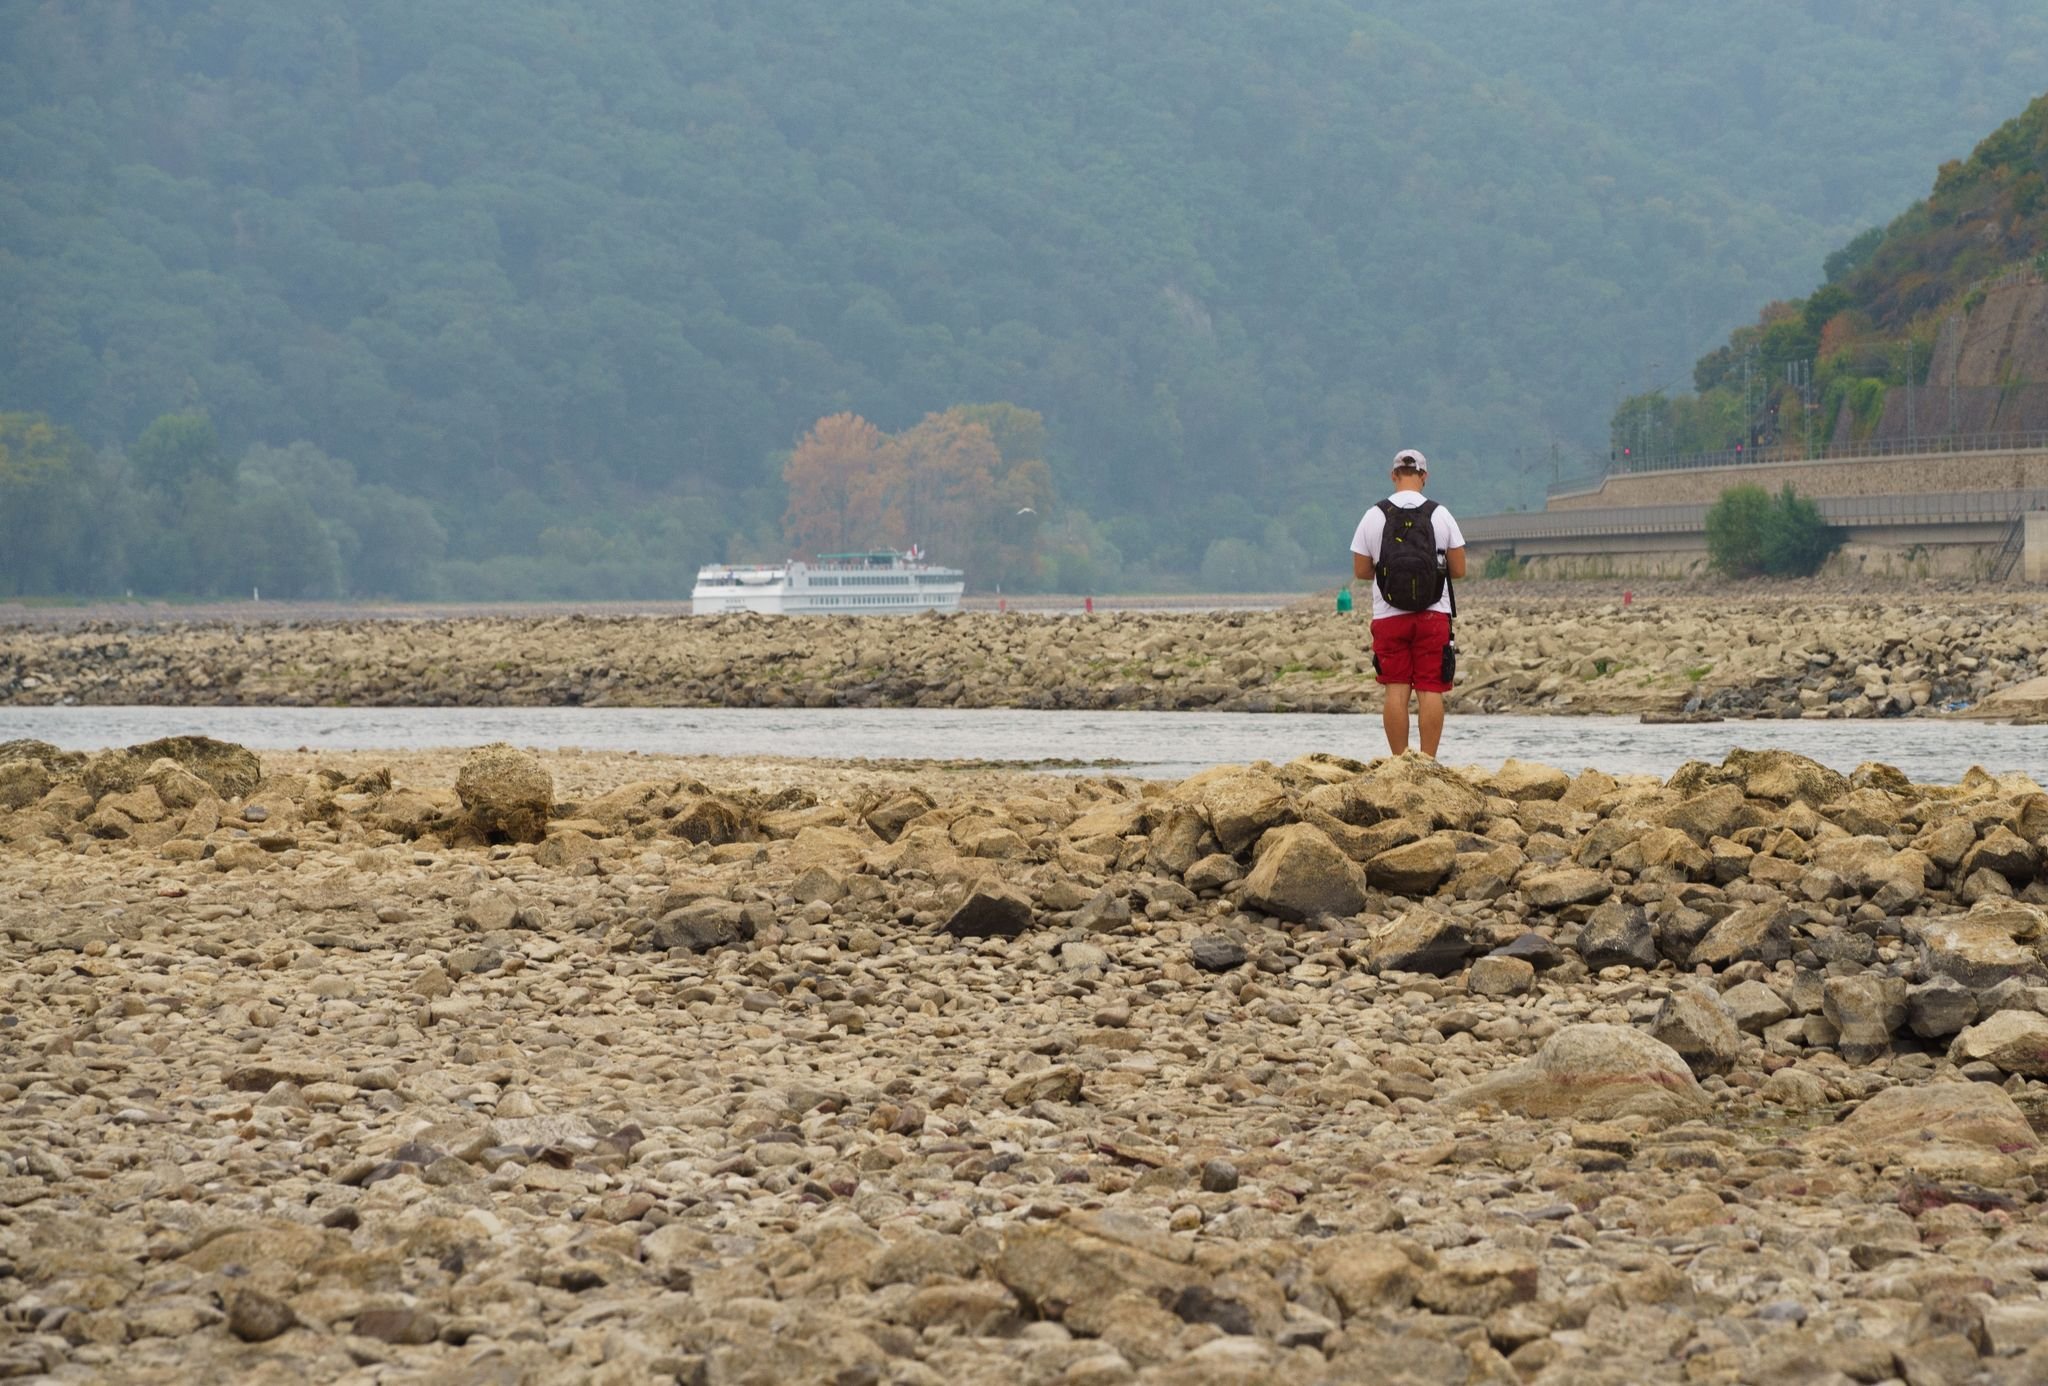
1758 485 1842 576
1706 483 1840 577
131 413 229 492
1704 484 1774 577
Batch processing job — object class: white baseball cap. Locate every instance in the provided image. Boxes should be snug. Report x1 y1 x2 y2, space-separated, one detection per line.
1394 448 1428 473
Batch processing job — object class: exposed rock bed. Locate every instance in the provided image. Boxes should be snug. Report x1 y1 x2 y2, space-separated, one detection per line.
10 595 2048 717
10 738 2048 1381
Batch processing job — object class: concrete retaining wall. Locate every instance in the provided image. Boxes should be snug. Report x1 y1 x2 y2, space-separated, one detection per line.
1551 449 2048 510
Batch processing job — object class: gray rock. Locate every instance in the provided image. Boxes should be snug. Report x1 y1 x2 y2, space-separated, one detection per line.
353 1307 440 1345
1074 889 1133 934
227 1290 296 1343
1185 853 1242 893
1959 825 2039 884
943 883 1037 938
1906 976 1980 1039
1574 902 1657 970
1689 903 1796 969
1190 935 1248 972
1365 834 1458 894
1950 1010 2048 1076
643 899 755 953
1370 907 1473 976
1241 823 1366 922
1444 1023 1711 1123
1917 912 2046 990
1648 989 1742 1077
1522 867 1612 909
1653 905 1717 965
1719 980 1792 1034
1821 974 1907 1065
1490 931 1565 970
1466 955 1535 998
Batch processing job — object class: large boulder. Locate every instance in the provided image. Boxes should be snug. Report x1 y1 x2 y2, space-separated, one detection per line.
1170 766 1292 855
1822 974 1907 1066
1442 1024 1711 1124
670 792 755 845
1351 754 1486 830
1670 749 1847 807
81 736 261 801
641 899 755 953
1368 907 1473 976
1648 989 1742 1077
1241 823 1366 921
454 743 554 843
1688 902 1796 969
1810 838 1928 909
1522 867 1612 910
1487 759 1569 803
1959 826 2041 885
1574 902 1657 970
1805 1082 2038 1184
863 787 937 843
994 1216 1205 1336
0 759 52 811
1950 1011 2048 1076
1657 784 1751 845
0 739 79 771
1916 908 2047 990
941 882 1037 938
1365 834 1458 894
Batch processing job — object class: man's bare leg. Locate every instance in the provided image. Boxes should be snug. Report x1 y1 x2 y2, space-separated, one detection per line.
1383 683 1411 755
1418 691 1445 757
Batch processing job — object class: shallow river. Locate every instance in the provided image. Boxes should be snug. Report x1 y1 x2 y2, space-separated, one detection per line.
2 706 2044 783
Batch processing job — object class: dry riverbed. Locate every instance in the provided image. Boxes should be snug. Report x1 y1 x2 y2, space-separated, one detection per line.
7 736 2048 1382
12 594 2048 719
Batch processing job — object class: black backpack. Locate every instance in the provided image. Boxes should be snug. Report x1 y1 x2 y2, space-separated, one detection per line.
1374 498 1448 612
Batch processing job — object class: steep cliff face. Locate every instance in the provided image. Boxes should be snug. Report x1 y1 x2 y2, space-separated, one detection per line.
1858 272 2048 440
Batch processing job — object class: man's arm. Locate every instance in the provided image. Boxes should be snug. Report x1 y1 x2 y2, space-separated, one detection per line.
1353 552 1374 582
1445 546 1466 580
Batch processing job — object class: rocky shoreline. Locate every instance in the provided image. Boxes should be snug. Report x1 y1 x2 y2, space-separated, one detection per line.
8 594 2048 720
8 736 2048 1381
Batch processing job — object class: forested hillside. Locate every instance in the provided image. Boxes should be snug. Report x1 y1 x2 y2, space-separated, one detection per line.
5 2 2047 596
1617 93 2048 464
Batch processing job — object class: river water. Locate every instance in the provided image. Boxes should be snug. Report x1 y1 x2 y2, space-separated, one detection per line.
1 706 2043 783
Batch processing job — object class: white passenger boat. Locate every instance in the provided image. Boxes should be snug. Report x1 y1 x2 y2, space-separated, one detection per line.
690 549 966 615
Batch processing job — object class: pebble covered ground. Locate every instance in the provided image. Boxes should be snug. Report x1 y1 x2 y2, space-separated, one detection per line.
10 593 2048 718
6 737 2048 1383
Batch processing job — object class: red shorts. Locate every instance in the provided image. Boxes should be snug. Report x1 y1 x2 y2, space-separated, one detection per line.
1371 611 1452 692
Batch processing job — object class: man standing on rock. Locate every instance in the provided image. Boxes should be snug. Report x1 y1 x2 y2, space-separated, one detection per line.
1351 447 1465 757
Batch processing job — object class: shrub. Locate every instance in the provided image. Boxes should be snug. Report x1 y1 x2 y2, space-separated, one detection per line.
1706 483 1842 577
1704 484 1773 576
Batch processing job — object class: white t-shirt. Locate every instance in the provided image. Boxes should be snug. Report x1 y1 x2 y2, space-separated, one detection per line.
1350 491 1465 620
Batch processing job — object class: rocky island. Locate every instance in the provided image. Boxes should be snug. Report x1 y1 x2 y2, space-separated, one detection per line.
5 735 2048 1381
9 590 2048 718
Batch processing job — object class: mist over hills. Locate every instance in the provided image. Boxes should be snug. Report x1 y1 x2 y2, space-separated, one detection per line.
4 1 2046 596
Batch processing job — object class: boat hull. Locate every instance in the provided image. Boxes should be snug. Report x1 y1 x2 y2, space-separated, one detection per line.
691 554 966 615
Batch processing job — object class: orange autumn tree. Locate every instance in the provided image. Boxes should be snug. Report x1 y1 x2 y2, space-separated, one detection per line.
781 404 1057 589
781 413 887 556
